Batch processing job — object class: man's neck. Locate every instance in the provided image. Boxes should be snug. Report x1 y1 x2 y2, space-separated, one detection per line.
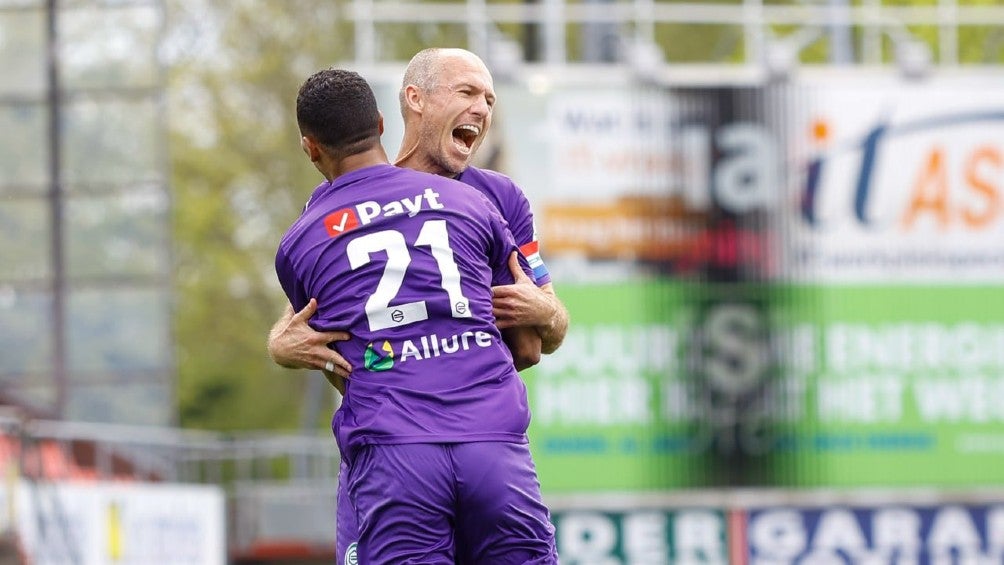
394 131 451 177
324 146 389 180
397 154 449 178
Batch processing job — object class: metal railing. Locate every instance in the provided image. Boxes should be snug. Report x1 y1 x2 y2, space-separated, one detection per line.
0 411 339 485
0 409 341 557
346 0 1004 73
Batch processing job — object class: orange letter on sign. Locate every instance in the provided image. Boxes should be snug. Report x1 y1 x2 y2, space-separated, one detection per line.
961 146 1001 229
902 147 950 230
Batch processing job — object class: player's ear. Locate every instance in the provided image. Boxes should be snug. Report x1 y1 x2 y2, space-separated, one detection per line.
403 84 423 113
301 135 322 163
377 111 385 135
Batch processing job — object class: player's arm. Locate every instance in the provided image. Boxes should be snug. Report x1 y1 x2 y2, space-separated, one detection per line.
533 282 569 354
487 176 569 354
274 242 352 394
321 368 347 396
502 325 542 372
267 298 352 378
492 253 569 354
495 252 543 370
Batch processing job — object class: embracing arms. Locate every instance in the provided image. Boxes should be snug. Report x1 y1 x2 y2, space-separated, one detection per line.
267 253 567 378
491 253 568 355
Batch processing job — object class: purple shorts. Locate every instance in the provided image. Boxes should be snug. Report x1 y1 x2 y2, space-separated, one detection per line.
336 459 357 564
339 441 556 564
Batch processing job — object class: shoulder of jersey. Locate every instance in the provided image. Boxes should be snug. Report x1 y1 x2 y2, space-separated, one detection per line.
462 166 525 195
303 179 332 211
464 166 514 185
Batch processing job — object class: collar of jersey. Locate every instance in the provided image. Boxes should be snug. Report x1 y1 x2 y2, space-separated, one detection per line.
315 163 398 200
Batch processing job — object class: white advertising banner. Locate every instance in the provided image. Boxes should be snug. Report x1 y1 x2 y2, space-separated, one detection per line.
13 481 225 565
543 87 675 201
785 75 1004 283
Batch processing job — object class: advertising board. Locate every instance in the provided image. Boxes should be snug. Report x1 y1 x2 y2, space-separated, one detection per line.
496 74 1004 491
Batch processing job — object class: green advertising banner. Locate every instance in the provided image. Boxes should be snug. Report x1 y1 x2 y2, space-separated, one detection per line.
773 284 1004 487
525 281 1004 492
524 281 693 493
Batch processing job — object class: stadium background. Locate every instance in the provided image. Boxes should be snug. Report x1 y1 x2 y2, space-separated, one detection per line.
2 0 1004 562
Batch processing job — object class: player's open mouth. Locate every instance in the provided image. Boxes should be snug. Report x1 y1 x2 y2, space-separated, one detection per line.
452 124 480 152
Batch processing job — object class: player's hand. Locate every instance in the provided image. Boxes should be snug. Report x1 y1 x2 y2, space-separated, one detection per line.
491 252 554 329
268 298 352 376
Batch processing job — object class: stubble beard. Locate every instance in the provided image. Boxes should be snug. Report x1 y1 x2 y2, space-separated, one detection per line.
429 133 467 177
409 122 447 177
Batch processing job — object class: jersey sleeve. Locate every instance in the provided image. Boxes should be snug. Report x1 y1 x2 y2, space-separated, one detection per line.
485 205 534 288
274 244 309 313
500 178 551 287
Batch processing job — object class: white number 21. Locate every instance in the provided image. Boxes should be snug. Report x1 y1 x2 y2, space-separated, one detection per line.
346 219 471 332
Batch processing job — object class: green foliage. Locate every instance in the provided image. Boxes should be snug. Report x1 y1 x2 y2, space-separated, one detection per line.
167 0 349 431
657 23 746 64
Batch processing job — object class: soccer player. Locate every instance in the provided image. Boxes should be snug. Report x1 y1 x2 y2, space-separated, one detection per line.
269 48 567 563
275 68 557 563
268 47 568 377
270 49 566 563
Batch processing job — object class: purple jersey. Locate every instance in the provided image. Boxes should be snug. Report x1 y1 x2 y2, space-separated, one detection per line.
275 164 532 458
458 167 551 285
298 167 550 284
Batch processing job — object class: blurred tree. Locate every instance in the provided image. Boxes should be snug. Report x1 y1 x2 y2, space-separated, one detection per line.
167 0 353 431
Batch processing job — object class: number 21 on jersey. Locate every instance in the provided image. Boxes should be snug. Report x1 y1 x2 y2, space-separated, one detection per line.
346 219 471 332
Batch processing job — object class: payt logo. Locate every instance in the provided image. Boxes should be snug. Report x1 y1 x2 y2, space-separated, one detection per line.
324 208 359 237
324 188 445 238
800 111 1004 232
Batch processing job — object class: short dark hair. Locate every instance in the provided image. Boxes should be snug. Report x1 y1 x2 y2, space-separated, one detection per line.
296 68 380 155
